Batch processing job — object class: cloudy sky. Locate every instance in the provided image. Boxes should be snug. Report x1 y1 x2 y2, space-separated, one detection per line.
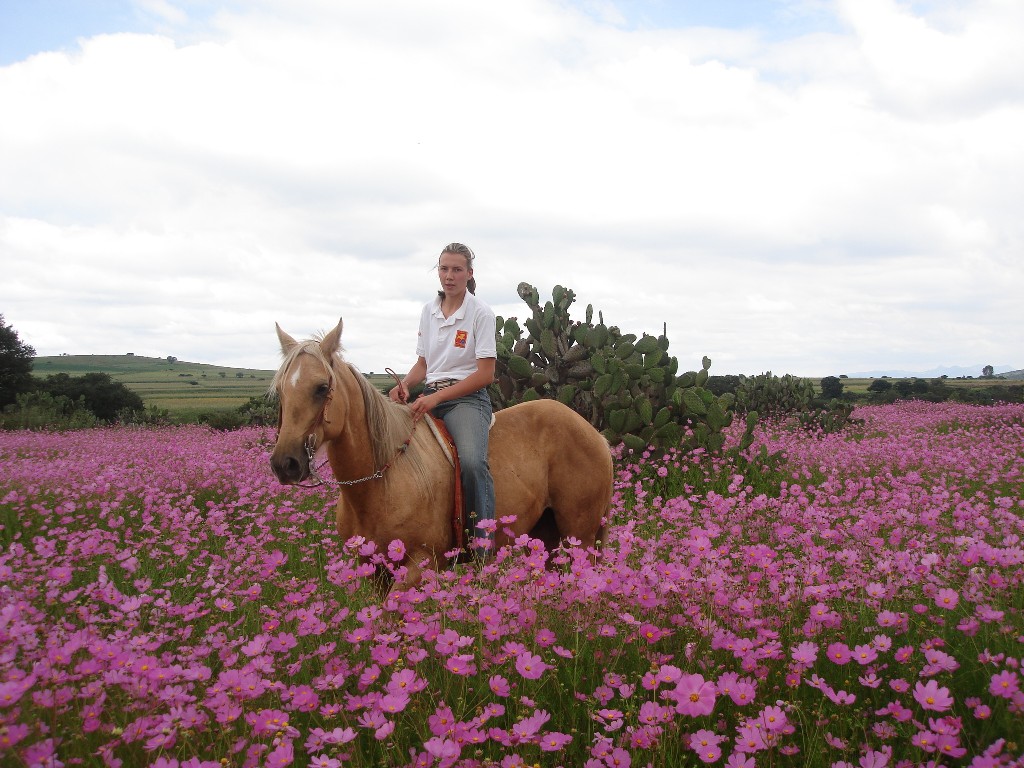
2 0 1021 377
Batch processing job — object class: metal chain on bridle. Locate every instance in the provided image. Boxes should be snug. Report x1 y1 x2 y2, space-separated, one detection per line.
296 367 417 488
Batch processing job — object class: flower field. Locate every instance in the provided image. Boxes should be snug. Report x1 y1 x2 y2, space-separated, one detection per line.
1 401 1022 767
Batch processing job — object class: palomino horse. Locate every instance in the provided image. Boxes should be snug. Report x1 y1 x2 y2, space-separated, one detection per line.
270 319 613 589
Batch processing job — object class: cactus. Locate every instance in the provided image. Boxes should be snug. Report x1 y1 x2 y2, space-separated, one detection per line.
734 372 855 434
491 282 744 453
733 371 817 418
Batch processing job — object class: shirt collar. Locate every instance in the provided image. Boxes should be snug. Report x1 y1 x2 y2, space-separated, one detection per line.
431 294 471 320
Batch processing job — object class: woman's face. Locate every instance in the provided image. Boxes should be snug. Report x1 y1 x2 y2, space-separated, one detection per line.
438 251 472 298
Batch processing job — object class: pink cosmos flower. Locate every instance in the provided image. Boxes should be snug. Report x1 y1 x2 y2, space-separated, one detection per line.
377 692 410 714
535 628 557 647
989 670 1020 698
489 675 511 697
911 729 938 752
248 708 290 735
445 654 477 676
758 704 788 732
424 737 460 765
852 644 878 665
515 651 549 680
934 588 959 610
734 723 768 752
826 642 851 665
726 754 756 768
914 680 954 712
387 669 425 695
824 686 856 705
791 641 818 666
386 539 406 562
729 680 756 706
690 728 724 762
512 709 551 740
265 739 294 767
935 733 967 758
539 731 572 751
673 673 716 716
859 749 889 767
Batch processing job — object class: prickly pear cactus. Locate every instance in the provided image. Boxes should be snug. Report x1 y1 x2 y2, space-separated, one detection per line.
492 282 745 453
733 372 816 418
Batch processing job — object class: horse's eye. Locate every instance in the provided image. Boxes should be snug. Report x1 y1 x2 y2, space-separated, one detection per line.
315 382 330 398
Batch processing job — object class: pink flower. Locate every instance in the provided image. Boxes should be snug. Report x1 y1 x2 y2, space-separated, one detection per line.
729 680 756 706
515 651 549 680
386 539 406 561
673 673 716 716
934 588 960 610
489 675 511 697
791 641 818 666
539 731 572 751
989 670 1019 698
690 728 724 761
758 704 788 733
914 680 954 712
445 654 477 676
247 708 290 735
859 749 889 767
265 739 294 767
726 754 756 768
424 737 460 764
826 642 851 665
512 709 551 739
852 644 878 665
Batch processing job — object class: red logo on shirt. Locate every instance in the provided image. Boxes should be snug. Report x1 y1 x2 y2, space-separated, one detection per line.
454 330 468 348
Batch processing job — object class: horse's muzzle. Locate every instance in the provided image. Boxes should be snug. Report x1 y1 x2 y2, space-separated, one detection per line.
270 450 308 484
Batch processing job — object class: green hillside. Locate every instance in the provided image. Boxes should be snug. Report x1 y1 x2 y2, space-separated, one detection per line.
32 355 396 416
32 355 276 415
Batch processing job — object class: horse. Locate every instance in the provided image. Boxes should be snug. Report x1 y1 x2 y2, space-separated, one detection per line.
269 319 613 589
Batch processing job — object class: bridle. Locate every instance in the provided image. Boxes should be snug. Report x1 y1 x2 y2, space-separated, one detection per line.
292 366 418 488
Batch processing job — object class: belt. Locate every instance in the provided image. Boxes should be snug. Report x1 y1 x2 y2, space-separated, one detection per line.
428 378 459 390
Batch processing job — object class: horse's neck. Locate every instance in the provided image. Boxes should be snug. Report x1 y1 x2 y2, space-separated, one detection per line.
324 363 378 482
325 361 413 484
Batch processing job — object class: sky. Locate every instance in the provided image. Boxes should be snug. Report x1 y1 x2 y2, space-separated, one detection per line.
1 0 1022 378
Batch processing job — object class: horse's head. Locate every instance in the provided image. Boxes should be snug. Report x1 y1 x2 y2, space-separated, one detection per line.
269 318 346 484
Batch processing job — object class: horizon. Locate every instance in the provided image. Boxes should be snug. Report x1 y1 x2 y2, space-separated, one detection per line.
30 351 1020 381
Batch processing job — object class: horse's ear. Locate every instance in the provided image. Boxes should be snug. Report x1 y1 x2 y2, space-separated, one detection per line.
321 318 344 357
276 323 298 356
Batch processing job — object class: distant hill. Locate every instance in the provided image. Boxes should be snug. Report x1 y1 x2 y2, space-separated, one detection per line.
30 354 394 414
846 364 1020 379
33 354 274 377
31 354 277 414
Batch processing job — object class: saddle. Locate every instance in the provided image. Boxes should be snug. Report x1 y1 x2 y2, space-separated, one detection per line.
425 414 468 557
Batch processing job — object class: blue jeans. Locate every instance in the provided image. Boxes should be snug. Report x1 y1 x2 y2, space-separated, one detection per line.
426 388 495 555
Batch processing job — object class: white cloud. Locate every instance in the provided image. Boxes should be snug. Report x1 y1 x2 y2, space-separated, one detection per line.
1 0 1021 377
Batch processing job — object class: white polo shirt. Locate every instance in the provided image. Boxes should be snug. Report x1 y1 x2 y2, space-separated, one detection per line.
416 293 497 384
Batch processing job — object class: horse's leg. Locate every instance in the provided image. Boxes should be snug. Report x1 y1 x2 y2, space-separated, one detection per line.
547 445 612 552
390 546 443 593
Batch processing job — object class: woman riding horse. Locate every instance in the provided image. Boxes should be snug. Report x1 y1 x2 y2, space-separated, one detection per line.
389 242 497 559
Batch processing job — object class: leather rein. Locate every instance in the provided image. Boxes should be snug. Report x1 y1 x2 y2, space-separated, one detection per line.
297 366 418 488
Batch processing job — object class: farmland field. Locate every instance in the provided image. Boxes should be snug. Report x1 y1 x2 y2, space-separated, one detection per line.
31 355 394 416
1 402 1022 767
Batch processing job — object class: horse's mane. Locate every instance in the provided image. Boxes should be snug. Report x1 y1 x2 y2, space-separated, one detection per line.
272 338 434 483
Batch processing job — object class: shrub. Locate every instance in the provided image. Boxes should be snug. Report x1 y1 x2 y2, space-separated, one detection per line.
0 391 98 430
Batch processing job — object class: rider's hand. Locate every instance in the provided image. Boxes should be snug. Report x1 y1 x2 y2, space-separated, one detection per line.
409 391 437 421
389 383 409 404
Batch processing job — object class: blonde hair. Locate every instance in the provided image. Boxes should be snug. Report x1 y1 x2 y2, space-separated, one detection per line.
437 242 477 296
